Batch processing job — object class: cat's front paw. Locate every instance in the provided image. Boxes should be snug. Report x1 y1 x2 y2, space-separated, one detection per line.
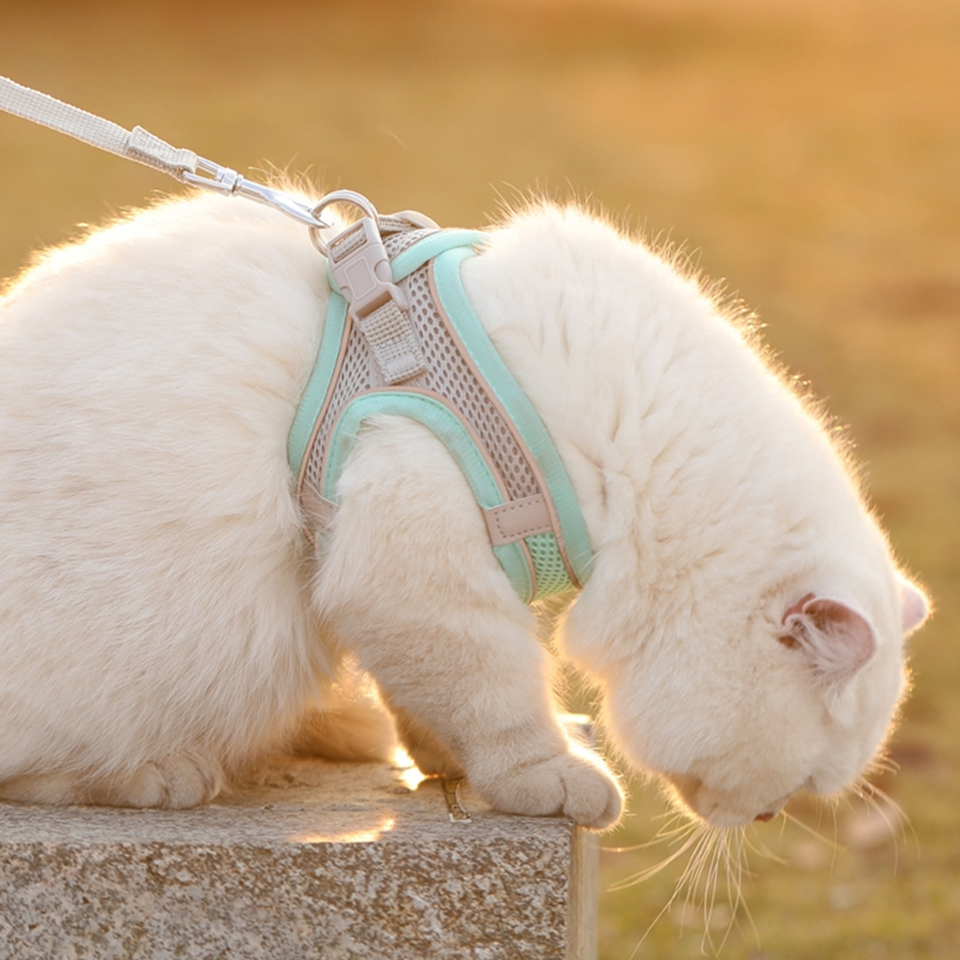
89 755 223 809
476 749 623 830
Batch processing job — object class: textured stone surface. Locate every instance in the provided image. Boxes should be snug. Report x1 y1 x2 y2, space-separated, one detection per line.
0 758 597 959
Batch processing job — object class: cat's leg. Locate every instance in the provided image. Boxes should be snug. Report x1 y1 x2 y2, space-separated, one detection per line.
314 419 623 829
388 704 465 778
0 755 221 808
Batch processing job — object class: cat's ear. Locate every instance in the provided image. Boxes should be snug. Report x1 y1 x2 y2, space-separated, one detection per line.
898 575 929 636
781 595 875 683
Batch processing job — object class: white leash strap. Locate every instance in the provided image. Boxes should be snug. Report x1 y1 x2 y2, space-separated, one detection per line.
0 75 327 229
0 75 197 177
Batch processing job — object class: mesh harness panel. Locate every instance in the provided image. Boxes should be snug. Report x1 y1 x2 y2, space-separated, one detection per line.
288 221 593 603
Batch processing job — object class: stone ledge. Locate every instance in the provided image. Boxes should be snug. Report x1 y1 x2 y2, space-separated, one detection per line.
0 757 597 959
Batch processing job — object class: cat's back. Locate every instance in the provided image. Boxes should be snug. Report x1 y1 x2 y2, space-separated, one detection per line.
0 192 326 512
462 206 862 554
0 192 325 444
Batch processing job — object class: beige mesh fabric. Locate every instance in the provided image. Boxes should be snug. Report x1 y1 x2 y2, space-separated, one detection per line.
300 253 543 512
380 225 436 253
300 320 381 502
403 265 540 502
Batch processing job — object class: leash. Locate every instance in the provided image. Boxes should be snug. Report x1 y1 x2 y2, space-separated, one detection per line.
0 75 416 349
0 74 329 230
0 74 433 406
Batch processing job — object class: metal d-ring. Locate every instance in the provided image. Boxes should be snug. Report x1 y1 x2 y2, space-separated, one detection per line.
309 190 381 256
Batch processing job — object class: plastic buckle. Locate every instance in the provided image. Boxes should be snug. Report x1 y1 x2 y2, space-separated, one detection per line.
326 216 409 323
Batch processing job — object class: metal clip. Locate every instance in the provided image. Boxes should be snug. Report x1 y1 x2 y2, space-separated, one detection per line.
181 157 329 229
442 778 472 822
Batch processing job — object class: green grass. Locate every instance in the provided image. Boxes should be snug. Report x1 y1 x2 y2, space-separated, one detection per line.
2 1 958 956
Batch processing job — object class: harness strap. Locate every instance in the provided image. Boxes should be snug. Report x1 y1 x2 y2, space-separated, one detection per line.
325 215 427 384
0 74 595 601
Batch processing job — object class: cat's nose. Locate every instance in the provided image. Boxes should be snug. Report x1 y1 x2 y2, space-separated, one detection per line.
754 795 791 822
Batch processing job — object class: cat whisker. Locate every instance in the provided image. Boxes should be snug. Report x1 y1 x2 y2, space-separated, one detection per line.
854 776 910 828
600 829 689 853
693 832 720 909
868 753 901 777
603 809 695 854
626 823 718 959
653 813 703 842
742 824 792 868
608 819 703 889
729 830 759 944
601 829 694 855
778 807 842 854
683 827 753 956
678 831 710 923
848 775 916 864
712 829 750 954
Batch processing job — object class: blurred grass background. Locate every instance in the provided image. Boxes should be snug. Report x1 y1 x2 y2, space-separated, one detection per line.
1 0 957 956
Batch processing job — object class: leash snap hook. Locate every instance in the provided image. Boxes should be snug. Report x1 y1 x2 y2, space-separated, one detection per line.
182 157 330 229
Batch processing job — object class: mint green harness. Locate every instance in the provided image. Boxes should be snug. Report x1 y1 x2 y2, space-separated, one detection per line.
287 221 592 603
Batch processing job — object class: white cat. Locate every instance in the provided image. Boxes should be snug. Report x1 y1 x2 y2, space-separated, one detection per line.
0 192 927 829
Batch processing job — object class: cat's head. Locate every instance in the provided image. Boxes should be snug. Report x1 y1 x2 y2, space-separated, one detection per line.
501 204 931 827
567 551 928 829
663 575 927 827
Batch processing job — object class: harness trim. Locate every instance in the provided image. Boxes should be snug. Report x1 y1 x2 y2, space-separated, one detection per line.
323 388 539 601
430 244 594 587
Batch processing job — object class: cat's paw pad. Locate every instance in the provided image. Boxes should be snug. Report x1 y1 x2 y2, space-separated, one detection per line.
480 750 623 830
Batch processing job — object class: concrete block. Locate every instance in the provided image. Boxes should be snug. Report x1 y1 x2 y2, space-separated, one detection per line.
0 756 598 959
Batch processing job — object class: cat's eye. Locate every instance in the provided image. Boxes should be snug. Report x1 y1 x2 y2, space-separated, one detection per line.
778 634 801 651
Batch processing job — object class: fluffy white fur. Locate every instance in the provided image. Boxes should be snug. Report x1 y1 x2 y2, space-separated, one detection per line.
0 193 927 828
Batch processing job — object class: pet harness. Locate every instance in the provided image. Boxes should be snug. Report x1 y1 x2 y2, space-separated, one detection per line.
287 193 594 603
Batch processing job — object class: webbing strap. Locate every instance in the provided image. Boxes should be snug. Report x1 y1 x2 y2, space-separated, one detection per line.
356 298 427 384
0 74 327 229
325 215 427 385
0 75 197 178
